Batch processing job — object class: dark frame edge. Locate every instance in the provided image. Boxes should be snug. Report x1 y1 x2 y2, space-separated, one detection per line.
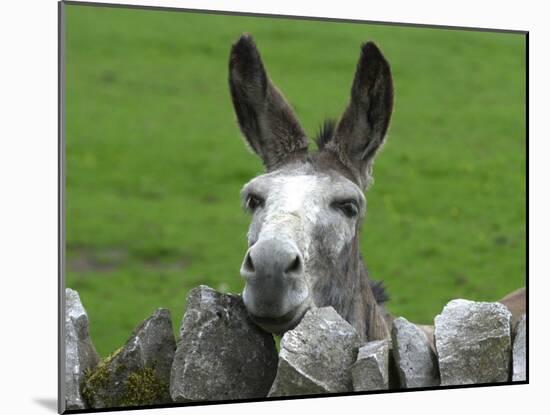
62 0 528 35
58 1 67 414
525 31 529 385
63 381 530 414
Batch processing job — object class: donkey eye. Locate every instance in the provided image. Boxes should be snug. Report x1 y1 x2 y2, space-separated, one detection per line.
245 194 264 212
332 200 359 218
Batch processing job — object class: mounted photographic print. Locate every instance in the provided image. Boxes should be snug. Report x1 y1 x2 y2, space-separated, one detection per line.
59 1 528 413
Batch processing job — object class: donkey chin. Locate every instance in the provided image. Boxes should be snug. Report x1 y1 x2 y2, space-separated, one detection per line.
242 284 312 335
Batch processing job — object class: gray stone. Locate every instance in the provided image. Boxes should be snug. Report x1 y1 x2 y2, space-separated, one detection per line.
512 314 526 381
268 307 361 397
65 288 100 410
82 308 176 408
170 285 278 402
391 317 439 388
351 339 390 391
434 299 512 386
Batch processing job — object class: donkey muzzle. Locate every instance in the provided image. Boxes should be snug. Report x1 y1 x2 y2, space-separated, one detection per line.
240 237 310 333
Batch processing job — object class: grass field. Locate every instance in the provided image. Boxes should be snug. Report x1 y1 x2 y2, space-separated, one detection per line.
65 4 526 357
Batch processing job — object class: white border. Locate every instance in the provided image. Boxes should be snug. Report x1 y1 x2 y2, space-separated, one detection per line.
1 0 546 414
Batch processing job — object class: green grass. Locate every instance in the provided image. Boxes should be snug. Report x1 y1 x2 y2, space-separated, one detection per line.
65 4 526 357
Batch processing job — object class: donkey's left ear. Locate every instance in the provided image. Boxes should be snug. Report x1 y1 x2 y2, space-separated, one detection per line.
229 34 309 170
324 42 394 189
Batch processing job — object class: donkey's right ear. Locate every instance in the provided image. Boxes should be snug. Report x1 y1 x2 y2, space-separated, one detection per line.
229 34 308 170
322 42 394 189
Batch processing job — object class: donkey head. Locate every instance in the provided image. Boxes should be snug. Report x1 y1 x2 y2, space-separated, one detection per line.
229 34 393 335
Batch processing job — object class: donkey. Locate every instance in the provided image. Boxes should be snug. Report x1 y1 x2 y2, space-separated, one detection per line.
229 34 392 342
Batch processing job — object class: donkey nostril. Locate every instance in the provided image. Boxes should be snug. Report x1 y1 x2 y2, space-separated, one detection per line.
244 252 255 273
285 255 302 274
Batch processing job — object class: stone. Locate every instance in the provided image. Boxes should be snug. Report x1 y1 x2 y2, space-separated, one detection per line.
434 299 512 386
268 307 361 397
512 314 526 381
170 285 278 402
351 339 390 391
391 317 439 388
65 288 100 410
82 308 176 408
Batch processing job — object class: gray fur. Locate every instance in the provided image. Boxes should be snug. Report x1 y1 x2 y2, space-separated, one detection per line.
229 35 394 342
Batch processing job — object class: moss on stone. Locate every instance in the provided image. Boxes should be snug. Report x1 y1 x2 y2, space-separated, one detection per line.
81 349 169 408
119 365 169 407
81 347 123 407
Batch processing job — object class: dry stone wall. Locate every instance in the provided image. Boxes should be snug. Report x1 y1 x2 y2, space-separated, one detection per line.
170 286 278 402
65 286 527 410
65 288 100 410
268 307 361 396
434 300 512 385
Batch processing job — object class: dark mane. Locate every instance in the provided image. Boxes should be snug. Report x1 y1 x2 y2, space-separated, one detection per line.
369 279 390 304
315 118 337 150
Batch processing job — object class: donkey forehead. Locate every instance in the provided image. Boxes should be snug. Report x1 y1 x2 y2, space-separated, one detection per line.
241 166 365 210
